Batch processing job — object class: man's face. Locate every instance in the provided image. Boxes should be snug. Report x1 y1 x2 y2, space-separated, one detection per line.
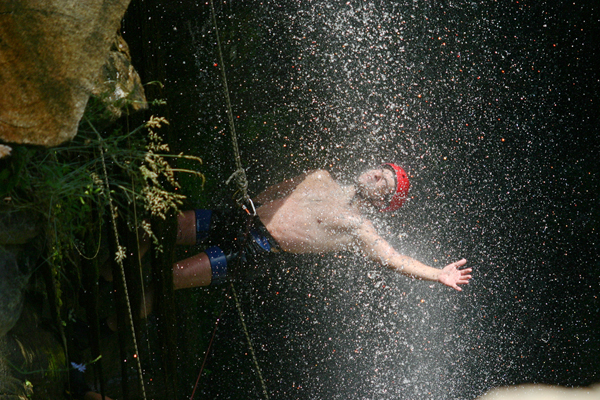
356 168 396 209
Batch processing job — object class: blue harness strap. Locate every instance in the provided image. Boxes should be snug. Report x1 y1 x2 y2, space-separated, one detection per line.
195 207 280 285
195 209 213 244
249 228 272 252
205 246 227 285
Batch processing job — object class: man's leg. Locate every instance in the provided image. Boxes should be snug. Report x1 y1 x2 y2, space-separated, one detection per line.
144 210 223 290
143 209 221 290
175 210 197 245
172 252 213 289
106 210 216 330
106 249 215 330
173 209 229 288
98 211 198 282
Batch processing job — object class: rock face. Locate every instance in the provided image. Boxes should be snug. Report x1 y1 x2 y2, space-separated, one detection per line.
92 34 148 121
0 0 133 147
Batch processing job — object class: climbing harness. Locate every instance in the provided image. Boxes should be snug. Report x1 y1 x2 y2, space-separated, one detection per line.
190 1 269 399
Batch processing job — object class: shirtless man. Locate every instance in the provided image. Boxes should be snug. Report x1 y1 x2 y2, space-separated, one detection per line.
170 163 471 291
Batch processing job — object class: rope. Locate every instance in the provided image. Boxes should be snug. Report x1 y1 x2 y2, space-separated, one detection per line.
190 2 269 400
189 293 227 400
90 120 147 400
230 283 270 400
209 0 250 205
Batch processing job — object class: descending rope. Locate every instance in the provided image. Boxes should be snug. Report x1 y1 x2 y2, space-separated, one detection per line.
230 283 270 400
190 2 269 400
90 121 147 400
209 0 250 206
189 293 227 400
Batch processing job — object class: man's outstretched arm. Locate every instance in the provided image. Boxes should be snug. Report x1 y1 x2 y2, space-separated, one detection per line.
356 220 472 291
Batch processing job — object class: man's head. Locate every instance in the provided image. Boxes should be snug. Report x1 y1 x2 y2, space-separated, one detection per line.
356 163 410 212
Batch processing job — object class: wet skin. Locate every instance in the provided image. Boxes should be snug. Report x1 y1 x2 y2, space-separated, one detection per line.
105 169 471 332
173 169 471 291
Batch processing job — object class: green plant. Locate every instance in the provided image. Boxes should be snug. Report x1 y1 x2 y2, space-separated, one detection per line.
4 102 203 315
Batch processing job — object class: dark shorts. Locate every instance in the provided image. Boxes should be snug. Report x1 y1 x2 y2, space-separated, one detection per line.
195 207 280 262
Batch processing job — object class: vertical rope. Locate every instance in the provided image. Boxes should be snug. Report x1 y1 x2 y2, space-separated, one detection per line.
209 0 249 203
205 2 269 399
189 290 227 400
91 121 147 400
230 283 270 400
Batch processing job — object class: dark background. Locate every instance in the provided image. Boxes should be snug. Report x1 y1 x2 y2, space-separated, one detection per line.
123 1 599 399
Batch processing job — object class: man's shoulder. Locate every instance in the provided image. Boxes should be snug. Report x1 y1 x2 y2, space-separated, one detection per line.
305 169 334 181
302 170 344 193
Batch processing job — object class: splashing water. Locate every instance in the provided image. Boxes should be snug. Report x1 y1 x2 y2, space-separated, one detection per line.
149 1 600 398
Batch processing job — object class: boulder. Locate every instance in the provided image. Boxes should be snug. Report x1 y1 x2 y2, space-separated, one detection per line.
477 383 600 399
91 34 148 121
0 0 133 147
0 300 67 398
0 145 11 159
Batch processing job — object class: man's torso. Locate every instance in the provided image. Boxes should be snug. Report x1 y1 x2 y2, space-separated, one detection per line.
256 170 363 253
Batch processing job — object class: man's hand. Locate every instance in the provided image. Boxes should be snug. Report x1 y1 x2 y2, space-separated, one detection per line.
438 259 471 291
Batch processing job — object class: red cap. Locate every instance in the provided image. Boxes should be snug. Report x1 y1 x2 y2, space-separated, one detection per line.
381 163 410 212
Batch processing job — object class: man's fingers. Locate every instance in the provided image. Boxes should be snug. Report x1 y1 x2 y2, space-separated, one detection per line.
459 270 472 280
453 258 467 267
458 267 472 286
442 259 471 291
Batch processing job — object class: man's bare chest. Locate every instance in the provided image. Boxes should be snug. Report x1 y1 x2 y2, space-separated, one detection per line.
280 191 360 232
